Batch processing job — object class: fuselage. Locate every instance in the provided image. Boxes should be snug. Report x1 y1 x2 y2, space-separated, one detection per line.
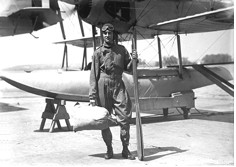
0 66 233 102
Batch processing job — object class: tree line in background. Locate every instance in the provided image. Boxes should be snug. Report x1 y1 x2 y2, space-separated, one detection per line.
138 53 233 67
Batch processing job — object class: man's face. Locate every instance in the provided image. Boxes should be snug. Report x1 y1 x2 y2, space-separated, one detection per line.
103 30 113 44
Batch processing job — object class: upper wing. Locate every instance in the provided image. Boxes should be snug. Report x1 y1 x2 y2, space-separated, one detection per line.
9 7 62 31
148 7 234 34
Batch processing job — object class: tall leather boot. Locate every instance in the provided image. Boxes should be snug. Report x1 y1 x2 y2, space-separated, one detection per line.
104 145 113 159
120 125 135 160
122 145 135 160
102 128 113 159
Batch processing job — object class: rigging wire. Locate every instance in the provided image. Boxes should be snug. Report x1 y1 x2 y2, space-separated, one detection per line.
136 5 156 23
130 0 182 67
211 0 216 10
161 35 176 56
163 35 176 47
139 38 157 55
168 36 177 65
175 0 182 17
122 31 133 44
195 0 209 11
137 30 157 52
179 0 185 17
133 0 178 67
158 35 177 66
193 30 229 63
136 0 152 22
139 38 157 65
184 0 212 17
129 29 156 67
185 0 195 16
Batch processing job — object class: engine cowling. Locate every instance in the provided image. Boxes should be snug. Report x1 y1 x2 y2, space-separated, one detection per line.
77 0 135 33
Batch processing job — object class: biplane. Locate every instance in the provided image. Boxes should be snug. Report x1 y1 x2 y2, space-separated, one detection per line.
0 0 234 160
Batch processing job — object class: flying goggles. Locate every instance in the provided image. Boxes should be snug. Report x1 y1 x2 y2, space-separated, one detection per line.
102 23 114 32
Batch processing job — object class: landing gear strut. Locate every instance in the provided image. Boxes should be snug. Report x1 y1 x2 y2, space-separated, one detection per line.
163 107 190 119
163 108 168 118
181 107 190 119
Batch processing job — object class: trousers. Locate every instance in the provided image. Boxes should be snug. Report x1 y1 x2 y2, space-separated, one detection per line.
98 73 132 146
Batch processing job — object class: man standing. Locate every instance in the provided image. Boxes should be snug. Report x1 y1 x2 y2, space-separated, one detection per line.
89 23 135 160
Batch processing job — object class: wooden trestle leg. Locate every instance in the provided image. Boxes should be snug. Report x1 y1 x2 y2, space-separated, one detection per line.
40 99 71 133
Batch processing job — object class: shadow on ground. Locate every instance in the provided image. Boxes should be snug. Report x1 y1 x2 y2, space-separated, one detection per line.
130 109 233 125
189 110 233 123
143 146 187 161
34 128 73 133
89 146 187 161
0 102 27 112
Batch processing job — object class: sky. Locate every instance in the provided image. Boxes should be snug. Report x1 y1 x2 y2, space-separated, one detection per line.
0 7 234 70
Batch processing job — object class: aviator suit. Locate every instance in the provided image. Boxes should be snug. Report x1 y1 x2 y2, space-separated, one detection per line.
89 42 133 149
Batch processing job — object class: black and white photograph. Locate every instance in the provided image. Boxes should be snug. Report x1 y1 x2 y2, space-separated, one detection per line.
0 0 234 166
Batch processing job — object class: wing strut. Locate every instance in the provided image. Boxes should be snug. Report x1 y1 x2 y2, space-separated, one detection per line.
132 28 144 161
157 36 163 68
192 65 234 97
61 44 68 69
56 6 68 70
76 4 85 37
100 28 104 44
76 4 88 70
176 33 183 78
92 25 97 51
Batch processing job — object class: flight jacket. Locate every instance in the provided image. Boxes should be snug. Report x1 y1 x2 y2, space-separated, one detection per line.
89 43 132 101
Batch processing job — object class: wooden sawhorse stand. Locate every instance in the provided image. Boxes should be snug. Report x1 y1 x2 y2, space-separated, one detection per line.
40 99 71 133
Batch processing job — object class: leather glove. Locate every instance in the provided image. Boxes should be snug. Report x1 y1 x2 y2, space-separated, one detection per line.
132 50 138 59
130 50 139 64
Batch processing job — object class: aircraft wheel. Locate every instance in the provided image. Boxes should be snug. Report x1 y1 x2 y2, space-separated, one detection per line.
163 108 168 118
181 107 190 119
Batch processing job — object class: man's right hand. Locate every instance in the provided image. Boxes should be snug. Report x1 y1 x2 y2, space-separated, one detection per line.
132 50 138 59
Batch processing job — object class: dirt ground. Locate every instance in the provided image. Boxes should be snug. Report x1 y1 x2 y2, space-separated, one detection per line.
0 95 234 167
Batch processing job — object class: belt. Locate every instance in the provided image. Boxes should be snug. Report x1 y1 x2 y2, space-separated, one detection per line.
100 72 122 80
